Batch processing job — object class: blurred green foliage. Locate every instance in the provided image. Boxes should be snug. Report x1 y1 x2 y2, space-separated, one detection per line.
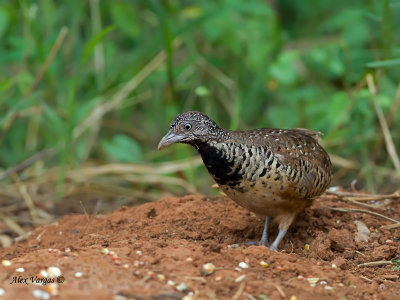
0 0 399 194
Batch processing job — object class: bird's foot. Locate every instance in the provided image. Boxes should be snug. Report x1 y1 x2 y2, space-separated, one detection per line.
245 240 270 247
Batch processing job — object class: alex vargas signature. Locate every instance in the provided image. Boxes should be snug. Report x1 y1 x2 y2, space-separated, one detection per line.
10 275 65 285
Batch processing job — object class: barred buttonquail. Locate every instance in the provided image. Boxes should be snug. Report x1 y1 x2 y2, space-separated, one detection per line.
158 111 332 251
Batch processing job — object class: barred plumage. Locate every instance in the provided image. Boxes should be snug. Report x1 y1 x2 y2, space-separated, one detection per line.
158 111 333 251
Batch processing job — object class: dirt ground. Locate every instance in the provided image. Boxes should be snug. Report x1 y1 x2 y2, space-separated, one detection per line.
0 192 399 300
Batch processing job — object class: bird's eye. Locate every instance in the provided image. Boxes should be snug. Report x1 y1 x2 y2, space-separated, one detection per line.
184 123 192 130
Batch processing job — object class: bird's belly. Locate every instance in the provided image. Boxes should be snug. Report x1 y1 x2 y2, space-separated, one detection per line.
219 182 311 217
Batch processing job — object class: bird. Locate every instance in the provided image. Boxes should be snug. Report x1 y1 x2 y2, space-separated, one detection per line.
157 111 332 251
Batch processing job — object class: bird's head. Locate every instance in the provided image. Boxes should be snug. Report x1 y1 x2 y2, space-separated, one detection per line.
158 111 222 150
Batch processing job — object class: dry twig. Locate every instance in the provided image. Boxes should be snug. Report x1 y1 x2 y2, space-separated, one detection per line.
357 260 394 268
327 206 400 225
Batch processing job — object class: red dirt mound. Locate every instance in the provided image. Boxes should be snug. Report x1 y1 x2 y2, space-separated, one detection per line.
0 194 399 299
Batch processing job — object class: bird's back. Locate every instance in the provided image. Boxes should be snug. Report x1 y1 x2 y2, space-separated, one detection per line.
197 127 332 216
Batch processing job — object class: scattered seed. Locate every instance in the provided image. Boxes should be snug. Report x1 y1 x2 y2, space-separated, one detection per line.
113 259 121 265
182 293 195 300
32 289 50 300
133 260 140 267
304 244 310 251
324 286 333 291
379 283 385 290
238 262 249 269
215 275 223 281
74 272 83 278
307 278 319 285
64 248 71 253
176 282 188 292
46 283 59 296
186 257 193 262
0 288 5 296
16 267 25 273
228 244 239 248
147 271 155 277
235 274 246 283
385 239 393 245
39 270 49 278
167 280 175 286
101 248 110 255
111 254 119 260
234 267 242 272
136 250 142 256
123 264 129 269
157 274 165 281
2 260 11 267
320 281 327 285
297 275 304 279
289 296 298 300
260 261 269 267
47 267 61 278
201 263 216 275
276 266 284 271
331 264 337 269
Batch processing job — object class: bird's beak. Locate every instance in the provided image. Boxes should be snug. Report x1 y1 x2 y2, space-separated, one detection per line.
157 132 186 150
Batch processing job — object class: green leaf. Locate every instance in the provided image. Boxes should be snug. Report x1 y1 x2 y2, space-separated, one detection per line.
195 86 210 97
0 7 9 38
102 135 142 163
81 25 116 64
366 59 400 68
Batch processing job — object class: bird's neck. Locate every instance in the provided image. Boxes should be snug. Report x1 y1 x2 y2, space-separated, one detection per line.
194 138 242 187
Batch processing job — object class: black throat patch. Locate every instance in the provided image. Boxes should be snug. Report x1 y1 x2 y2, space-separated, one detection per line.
197 142 242 187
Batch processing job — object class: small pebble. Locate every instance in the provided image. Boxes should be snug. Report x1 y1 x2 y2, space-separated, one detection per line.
235 274 246 283
228 244 239 248
379 283 385 290
167 280 175 286
297 275 304 279
64 248 71 253
320 281 327 285
385 239 393 245
276 266 284 271
0 288 5 296
1 260 11 267
74 272 83 278
331 264 337 269
16 267 25 273
238 262 249 269
109 251 115 256
136 250 143 256
324 286 333 291
304 244 310 251
101 248 110 255
260 261 269 267
47 267 61 278
113 259 121 265
32 289 50 300
176 282 188 292
234 267 242 272
123 264 129 269
201 263 216 275
215 275 223 281
186 257 193 262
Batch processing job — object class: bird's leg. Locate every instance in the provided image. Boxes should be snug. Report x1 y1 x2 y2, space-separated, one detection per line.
246 216 270 247
270 227 287 252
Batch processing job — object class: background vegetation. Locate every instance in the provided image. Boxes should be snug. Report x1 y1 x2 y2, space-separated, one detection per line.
0 0 399 217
